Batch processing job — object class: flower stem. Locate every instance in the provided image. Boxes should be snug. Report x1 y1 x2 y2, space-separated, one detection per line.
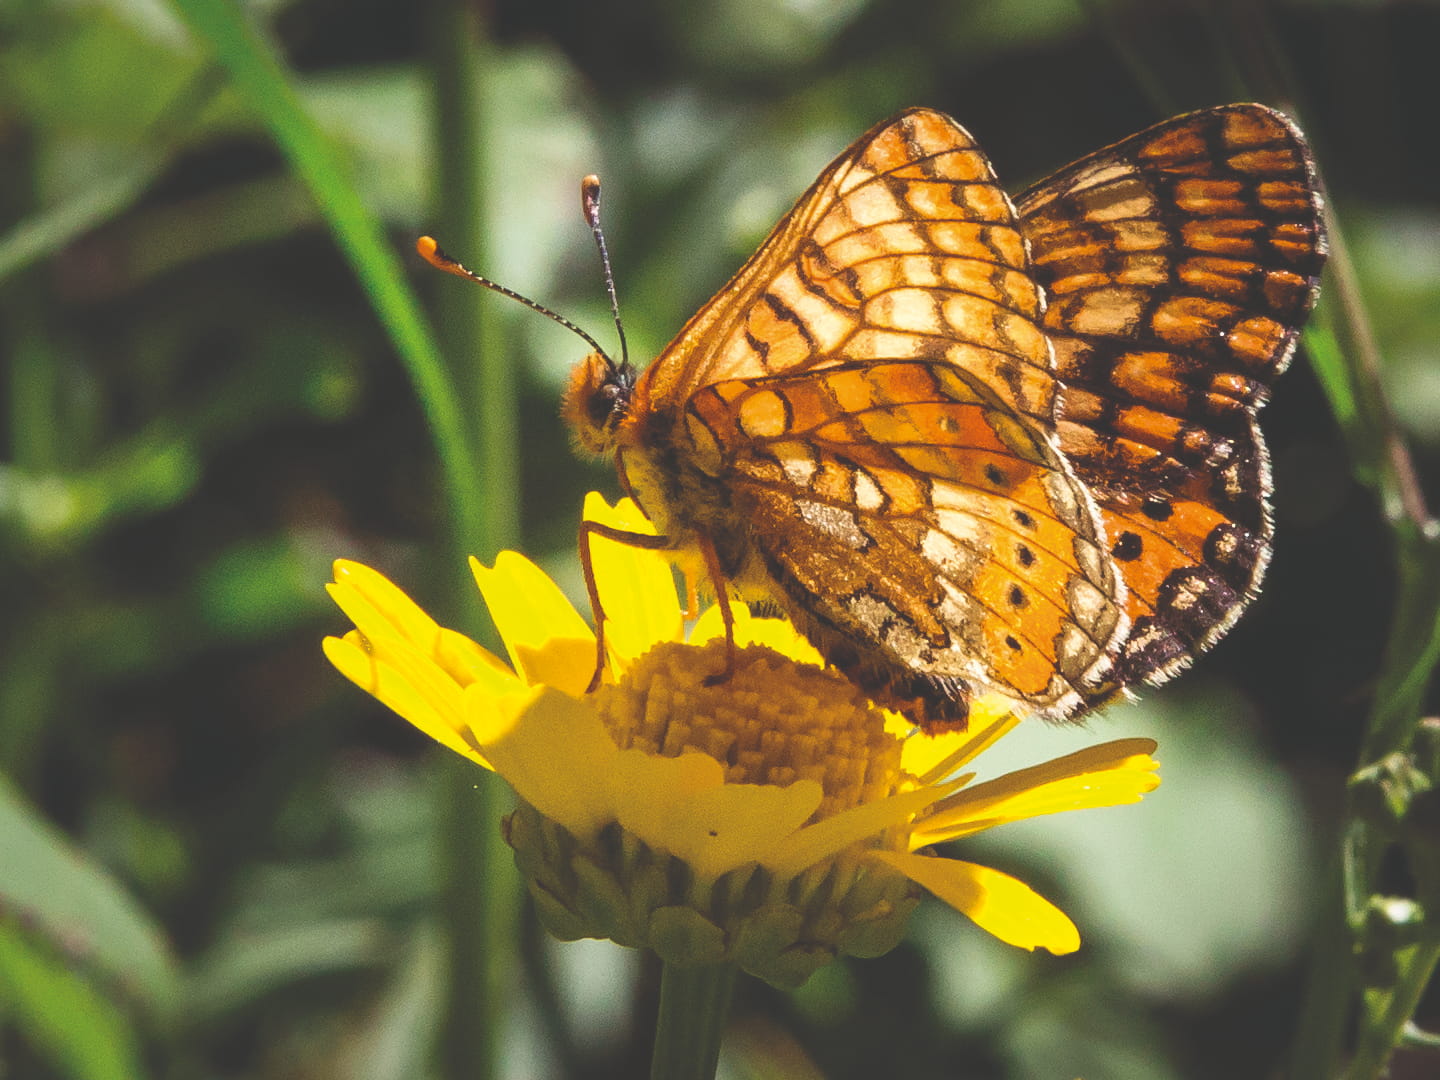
649 963 738 1080
437 756 513 1080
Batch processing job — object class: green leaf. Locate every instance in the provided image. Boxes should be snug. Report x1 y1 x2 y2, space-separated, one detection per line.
0 149 166 282
0 5 199 138
0 920 147 1080
0 774 179 1020
185 919 394 1020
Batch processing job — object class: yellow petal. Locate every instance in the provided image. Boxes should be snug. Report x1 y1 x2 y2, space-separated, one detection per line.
583 492 683 668
330 560 441 646
429 626 515 693
323 635 492 769
470 553 596 695
912 738 1160 847
870 851 1079 954
764 781 963 879
327 629 460 718
899 726 972 779
688 603 733 647
690 604 825 666
639 777 829 887
466 683 617 836
329 560 517 698
904 709 1022 787
606 747 725 820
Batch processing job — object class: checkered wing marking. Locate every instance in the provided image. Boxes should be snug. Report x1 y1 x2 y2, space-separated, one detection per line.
1016 103 1326 684
641 108 1064 426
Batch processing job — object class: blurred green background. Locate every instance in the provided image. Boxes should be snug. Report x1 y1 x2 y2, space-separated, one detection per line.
3 0 1438 1077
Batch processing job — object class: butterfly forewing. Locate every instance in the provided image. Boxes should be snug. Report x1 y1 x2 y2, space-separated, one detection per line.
1016 104 1326 685
639 110 1063 423
620 108 1128 725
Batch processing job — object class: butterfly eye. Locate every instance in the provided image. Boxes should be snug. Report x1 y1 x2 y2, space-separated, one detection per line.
590 378 626 427
562 351 630 457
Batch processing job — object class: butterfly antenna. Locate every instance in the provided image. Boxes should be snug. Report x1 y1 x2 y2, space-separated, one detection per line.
414 236 611 360
580 175 632 373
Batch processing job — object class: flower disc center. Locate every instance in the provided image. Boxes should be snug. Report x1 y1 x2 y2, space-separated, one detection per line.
594 639 906 819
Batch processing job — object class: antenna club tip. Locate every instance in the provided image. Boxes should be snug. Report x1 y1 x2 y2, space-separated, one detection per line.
581 175 602 220
415 235 458 273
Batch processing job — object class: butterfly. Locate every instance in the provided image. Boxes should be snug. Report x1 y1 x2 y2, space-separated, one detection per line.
428 105 1326 731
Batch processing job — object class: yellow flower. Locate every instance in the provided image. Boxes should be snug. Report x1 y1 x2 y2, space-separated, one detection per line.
324 494 1161 987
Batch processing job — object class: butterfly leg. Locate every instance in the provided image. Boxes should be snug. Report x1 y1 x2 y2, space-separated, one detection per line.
577 519 675 693
696 532 738 687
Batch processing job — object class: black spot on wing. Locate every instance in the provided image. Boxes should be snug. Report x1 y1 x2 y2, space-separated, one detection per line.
1142 497 1173 521
1112 531 1144 561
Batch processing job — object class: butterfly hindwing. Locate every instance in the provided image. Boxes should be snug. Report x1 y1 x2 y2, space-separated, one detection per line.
684 361 1126 724
1016 104 1326 685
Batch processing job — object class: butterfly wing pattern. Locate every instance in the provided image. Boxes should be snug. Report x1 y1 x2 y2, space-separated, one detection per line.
613 109 1128 727
565 104 1324 731
1016 105 1326 689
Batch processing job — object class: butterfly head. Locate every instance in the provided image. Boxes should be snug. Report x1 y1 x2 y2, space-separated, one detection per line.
562 350 635 457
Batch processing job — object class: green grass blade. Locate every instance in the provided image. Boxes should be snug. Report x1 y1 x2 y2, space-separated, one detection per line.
1301 314 1361 452
167 0 488 552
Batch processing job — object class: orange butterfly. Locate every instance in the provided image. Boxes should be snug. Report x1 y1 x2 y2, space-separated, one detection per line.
424 105 1325 731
